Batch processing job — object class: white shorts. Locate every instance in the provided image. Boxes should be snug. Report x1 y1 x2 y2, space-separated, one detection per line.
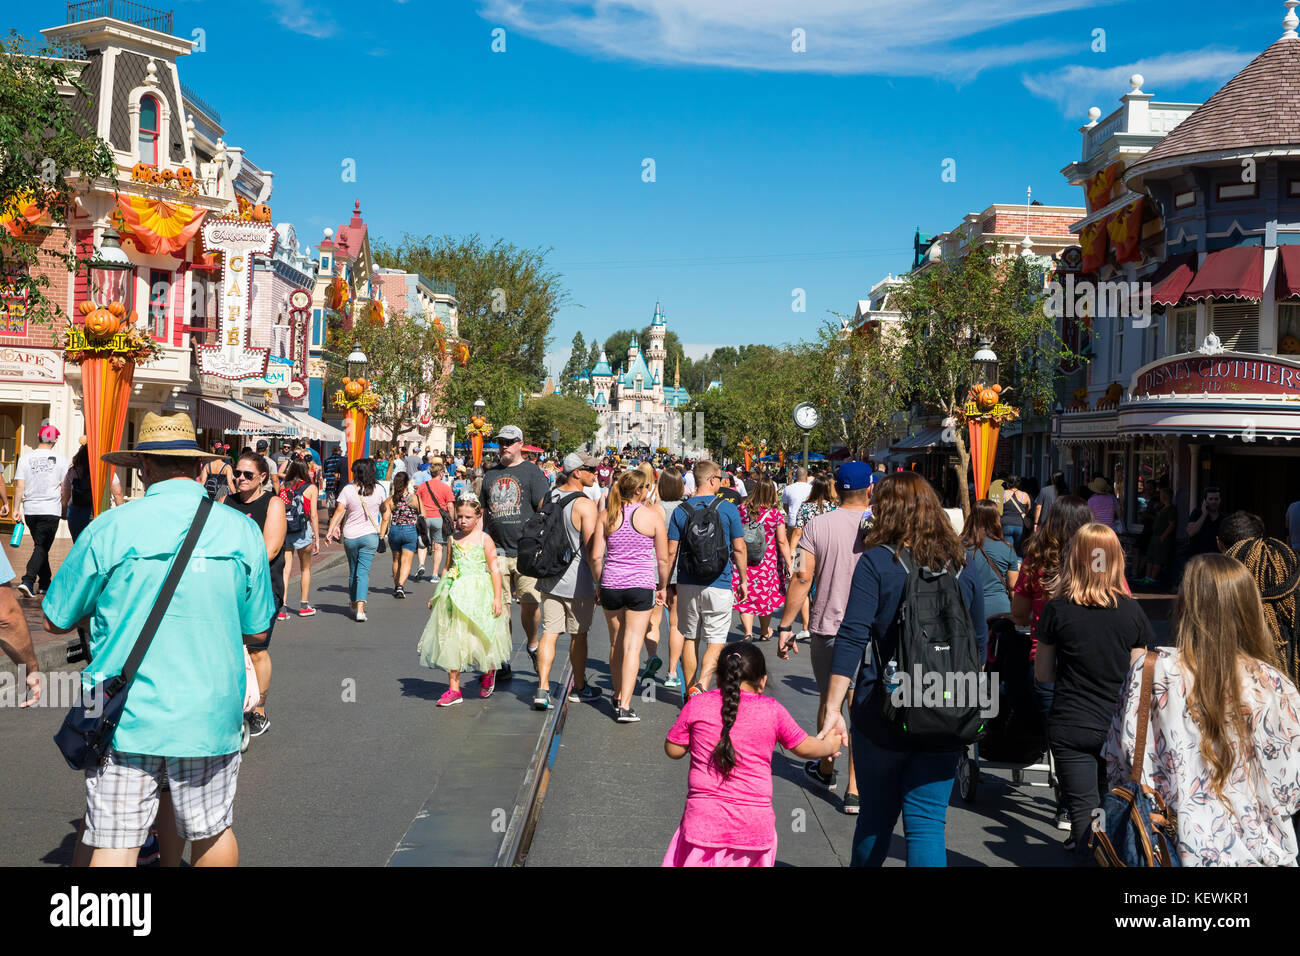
83 751 240 848
676 583 735 645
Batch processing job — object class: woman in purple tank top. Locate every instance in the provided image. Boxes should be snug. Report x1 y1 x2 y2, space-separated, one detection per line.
592 469 669 723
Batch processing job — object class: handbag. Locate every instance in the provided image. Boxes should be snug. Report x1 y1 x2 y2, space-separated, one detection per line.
1090 650 1181 867
360 493 386 553
53 497 213 771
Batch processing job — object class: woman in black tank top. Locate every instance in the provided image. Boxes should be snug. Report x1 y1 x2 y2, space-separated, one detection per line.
224 452 287 737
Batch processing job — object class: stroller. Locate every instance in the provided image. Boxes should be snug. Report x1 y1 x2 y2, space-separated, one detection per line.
956 617 1059 804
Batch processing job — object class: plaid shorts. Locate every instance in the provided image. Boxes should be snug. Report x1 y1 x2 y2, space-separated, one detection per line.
83 751 241 848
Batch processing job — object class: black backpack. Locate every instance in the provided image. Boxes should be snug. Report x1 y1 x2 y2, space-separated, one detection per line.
203 461 228 501
677 498 731 581
517 492 583 578
283 483 309 534
877 546 986 751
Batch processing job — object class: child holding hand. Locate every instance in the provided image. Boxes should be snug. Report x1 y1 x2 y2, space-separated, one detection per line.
417 494 510 706
663 642 844 866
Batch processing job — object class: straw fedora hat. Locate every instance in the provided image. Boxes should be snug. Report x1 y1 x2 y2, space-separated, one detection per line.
101 411 222 467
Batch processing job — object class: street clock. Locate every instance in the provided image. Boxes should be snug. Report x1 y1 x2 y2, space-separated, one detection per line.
793 402 821 431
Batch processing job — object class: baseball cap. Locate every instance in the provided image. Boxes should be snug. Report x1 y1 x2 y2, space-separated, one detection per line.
494 424 523 443
562 452 601 474
38 424 60 442
255 439 269 452
836 461 878 491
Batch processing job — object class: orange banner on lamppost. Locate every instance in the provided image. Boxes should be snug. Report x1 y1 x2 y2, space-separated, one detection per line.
968 419 1002 502
64 301 162 516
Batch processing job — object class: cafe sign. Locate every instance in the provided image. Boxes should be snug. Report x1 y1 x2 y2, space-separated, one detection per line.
1133 353 1300 398
197 219 276 380
0 346 63 383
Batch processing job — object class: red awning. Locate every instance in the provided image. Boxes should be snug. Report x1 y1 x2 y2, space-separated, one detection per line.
1276 246 1300 300
1149 253 1197 306
1183 246 1264 303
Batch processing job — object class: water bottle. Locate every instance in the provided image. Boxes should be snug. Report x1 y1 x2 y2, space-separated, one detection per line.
883 658 900 694
9 522 23 547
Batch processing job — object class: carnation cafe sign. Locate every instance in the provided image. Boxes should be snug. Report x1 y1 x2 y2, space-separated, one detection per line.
197 219 276 380
0 346 63 383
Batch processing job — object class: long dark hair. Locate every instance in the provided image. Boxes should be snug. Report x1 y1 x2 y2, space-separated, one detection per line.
390 470 410 499
711 642 766 780
352 458 377 496
805 474 838 508
284 460 311 484
1021 494 1091 590
961 499 1005 550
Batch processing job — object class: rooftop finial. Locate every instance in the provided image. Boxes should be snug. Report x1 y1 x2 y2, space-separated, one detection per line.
1129 73 1144 93
1086 106 1101 127
1285 0 1299 37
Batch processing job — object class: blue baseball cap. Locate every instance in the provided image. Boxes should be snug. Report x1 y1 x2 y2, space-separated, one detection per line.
836 461 878 490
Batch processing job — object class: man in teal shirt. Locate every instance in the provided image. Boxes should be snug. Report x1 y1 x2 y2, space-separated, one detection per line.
43 412 274 867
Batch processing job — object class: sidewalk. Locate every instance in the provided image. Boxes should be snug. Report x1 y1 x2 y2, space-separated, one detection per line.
2 508 347 677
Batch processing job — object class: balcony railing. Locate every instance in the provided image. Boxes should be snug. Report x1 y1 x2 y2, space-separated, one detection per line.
420 274 456 296
66 0 173 35
180 82 221 123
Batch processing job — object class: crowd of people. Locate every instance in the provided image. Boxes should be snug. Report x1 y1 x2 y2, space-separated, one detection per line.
5 411 1300 870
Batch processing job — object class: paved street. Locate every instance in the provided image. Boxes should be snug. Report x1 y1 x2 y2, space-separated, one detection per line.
3 548 1170 867
527 627 1069 868
0 560 554 867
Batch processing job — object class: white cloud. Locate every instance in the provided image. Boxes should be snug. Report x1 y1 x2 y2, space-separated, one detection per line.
477 0 1106 77
267 0 338 39
1022 48 1252 118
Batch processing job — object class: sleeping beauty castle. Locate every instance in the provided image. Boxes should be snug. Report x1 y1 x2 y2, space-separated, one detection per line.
577 302 704 454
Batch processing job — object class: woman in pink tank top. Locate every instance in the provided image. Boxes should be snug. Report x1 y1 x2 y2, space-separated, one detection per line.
592 468 669 723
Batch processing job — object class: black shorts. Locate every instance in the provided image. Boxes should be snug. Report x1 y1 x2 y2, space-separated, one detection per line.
600 587 654 612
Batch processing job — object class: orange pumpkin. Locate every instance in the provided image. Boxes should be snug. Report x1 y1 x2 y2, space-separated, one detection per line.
131 162 153 182
82 300 121 338
252 204 272 223
344 380 363 399
357 378 369 391
175 166 194 187
991 384 1002 394
976 387 999 411
1282 335 1300 355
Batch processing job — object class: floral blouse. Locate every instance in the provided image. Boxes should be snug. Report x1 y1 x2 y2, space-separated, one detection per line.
1102 646 1300 866
796 500 837 529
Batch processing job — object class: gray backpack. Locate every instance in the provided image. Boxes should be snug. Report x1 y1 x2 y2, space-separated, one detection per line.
742 510 767 566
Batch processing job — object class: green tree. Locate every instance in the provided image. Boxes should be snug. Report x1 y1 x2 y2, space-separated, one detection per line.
603 328 640 374
522 393 599 453
559 330 587 397
888 244 1070 515
817 314 907 459
1 34 115 327
586 338 602 371
345 311 449 453
373 233 568 423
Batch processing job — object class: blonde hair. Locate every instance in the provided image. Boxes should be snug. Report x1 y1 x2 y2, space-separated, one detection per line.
605 468 650 532
1174 553 1279 809
1056 523 1127 607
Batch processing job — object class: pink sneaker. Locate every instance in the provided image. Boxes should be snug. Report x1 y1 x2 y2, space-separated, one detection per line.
437 689 463 707
479 671 496 698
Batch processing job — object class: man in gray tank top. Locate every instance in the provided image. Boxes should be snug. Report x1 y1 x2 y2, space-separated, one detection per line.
534 452 602 710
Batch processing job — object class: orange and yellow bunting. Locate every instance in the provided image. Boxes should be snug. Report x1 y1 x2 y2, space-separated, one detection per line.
115 195 206 256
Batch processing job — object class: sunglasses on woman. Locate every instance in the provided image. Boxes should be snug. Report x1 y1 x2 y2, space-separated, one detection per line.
234 469 259 480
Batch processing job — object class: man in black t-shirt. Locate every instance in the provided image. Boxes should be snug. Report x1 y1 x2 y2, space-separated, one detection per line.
482 425 551 681
1187 486 1223 557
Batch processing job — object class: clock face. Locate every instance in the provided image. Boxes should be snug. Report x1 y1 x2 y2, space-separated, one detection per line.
289 289 311 310
794 403 820 430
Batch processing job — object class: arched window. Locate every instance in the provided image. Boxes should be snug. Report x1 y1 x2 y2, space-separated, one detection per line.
138 95 160 166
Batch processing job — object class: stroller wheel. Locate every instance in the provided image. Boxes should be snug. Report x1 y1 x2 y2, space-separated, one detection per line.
957 747 979 802
240 716 251 753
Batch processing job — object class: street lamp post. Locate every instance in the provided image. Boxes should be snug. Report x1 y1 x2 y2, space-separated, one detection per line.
344 344 369 466
470 397 488 468
551 426 560 455
966 338 1008 503
719 430 728 466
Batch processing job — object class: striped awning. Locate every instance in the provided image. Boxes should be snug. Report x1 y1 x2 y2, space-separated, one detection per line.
278 408 345 443
200 398 296 436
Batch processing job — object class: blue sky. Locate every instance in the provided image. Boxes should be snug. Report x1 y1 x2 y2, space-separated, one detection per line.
17 0 1288 375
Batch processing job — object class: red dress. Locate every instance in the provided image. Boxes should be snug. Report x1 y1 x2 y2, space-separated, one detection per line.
733 506 785 616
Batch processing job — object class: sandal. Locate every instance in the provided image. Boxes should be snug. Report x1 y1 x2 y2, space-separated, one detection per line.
760 631 773 642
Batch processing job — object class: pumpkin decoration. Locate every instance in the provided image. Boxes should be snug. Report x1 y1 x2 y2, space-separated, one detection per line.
175 166 194 187
991 384 1002 394
130 162 153 182
357 378 369 391
157 168 176 184
976 387 999 411
80 299 123 338
252 204 272 223
1282 335 1300 355
344 379 363 399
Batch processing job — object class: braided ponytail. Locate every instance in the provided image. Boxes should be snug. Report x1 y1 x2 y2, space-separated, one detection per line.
709 642 766 780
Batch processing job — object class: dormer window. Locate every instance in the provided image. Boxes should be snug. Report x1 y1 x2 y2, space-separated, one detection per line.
138 95 160 166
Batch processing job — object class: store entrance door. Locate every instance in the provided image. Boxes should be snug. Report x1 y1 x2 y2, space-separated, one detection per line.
0 405 20 532
1211 448 1300 540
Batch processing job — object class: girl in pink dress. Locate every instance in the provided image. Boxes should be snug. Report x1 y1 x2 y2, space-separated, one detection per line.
663 642 842 866
732 479 790 640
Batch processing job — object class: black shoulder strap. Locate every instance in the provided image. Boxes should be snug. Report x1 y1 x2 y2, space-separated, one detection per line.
120 497 213 688
558 492 584 510
706 496 722 512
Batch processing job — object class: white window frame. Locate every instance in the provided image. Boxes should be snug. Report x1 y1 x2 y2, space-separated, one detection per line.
127 86 171 167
